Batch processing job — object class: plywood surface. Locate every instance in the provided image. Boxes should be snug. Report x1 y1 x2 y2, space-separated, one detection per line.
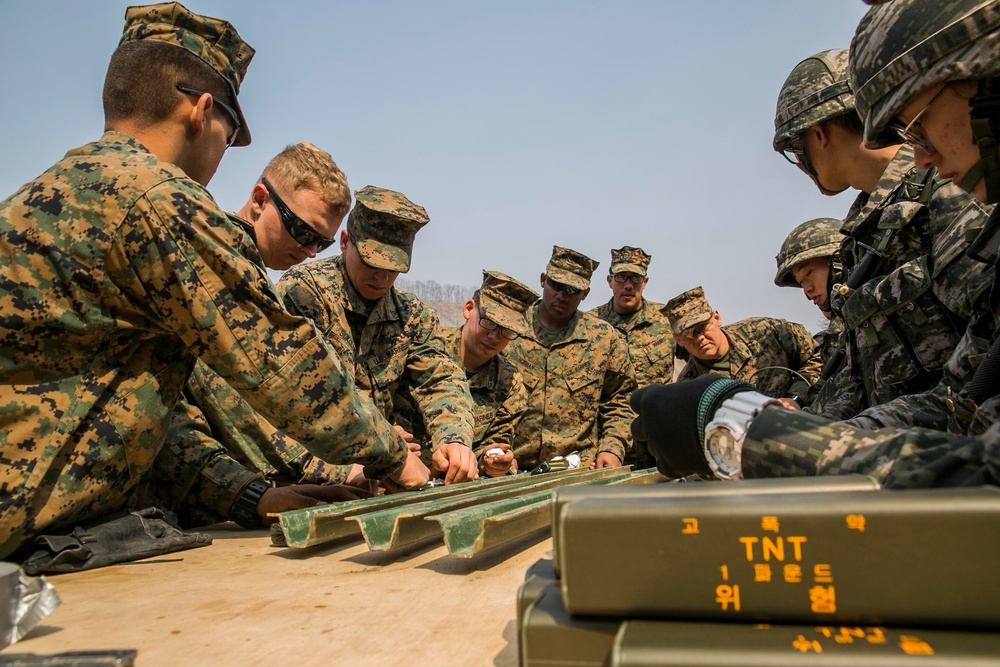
4 524 553 666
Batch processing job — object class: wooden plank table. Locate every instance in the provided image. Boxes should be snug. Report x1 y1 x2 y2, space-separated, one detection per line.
3 524 553 666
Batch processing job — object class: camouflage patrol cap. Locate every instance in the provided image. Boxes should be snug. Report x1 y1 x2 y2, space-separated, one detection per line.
773 49 855 151
663 286 713 336
346 185 429 272
545 246 600 291
120 2 255 147
610 246 652 277
478 270 539 337
774 218 844 287
850 0 1000 149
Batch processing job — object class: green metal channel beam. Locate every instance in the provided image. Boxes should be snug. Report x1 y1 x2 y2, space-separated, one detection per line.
350 467 628 552
431 470 662 558
277 467 589 548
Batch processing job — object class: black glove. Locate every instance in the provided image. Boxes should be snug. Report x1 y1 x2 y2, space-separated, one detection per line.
630 375 755 479
18 507 212 575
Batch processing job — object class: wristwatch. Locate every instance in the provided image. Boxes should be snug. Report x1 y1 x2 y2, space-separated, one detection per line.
702 391 781 480
229 478 272 529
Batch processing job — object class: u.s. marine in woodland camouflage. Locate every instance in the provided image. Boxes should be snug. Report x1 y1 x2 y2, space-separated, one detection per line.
277 186 479 484
665 287 822 406
505 246 636 470
773 48 990 421
0 4 416 559
393 270 538 476
590 245 674 468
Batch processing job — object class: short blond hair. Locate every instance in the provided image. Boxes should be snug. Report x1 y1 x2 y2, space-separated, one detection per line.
261 143 351 218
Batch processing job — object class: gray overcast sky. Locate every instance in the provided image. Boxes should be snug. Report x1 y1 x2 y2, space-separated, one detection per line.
0 1 870 333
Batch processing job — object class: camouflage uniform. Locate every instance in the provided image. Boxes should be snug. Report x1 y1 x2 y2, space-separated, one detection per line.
394 327 528 456
590 246 675 389
735 1 1000 488
278 187 475 458
665 287 822 402
0 8 406 558
506 247 636 469
392 271 537 458
774 50 990 421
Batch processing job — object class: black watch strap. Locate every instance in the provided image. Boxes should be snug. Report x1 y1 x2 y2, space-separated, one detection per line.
229 479 271 529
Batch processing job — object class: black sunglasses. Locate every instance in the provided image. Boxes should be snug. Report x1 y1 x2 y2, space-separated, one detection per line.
176 84 241 148
260 177 336 251
545 277 583 296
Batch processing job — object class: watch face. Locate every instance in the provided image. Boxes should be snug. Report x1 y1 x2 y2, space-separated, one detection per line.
705 427 742 480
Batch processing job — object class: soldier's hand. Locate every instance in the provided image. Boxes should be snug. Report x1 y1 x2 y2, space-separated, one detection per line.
256 484 373 523
344 463 384 496
383 449 432 493
589 451 621 469
479 444 516 477
630 375 755 479
433 442 480 484
777 397 801 410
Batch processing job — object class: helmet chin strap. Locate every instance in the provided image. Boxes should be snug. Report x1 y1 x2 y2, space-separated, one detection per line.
796 149 848 196
957 77 1000 205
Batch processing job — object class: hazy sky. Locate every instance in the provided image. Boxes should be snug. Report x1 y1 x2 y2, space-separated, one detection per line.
0 1 871 333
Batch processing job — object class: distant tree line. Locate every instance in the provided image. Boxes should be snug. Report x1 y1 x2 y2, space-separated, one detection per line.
395 278 476 303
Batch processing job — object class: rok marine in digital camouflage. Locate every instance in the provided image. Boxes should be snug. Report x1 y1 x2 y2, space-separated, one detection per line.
774 217 845 365
144 143 395 529
773 47 990 422
633 0 1000 491
590 245 675 469
835 0 1000 435
0 3 424 559
665 286 821 409
277 186 480 486
505 246 636 470
393 271 538 477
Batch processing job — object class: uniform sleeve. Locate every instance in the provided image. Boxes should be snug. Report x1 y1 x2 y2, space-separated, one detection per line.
742 406 998 488
107 186 407 479
405 309 476 450
783 321 823 399
596 328 637 460
473 369 528 455
149 390 260 528
804 364 867 421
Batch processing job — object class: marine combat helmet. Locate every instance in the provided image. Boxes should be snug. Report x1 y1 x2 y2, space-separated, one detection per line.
773 49 857 195
850 0 1000 203
774 218 845 312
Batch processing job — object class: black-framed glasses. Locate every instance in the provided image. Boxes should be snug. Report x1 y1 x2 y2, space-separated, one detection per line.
176 84 241 148
612 273 644 286
780 137 807 166
545 277 583 296
888 83 949 154
476 305 519 340
260 177 336 251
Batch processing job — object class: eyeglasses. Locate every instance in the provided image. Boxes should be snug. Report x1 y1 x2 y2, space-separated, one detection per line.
612 273 644 286
261 177 336 251
888 83 949 154
176 84 241 148
678 321 713 340
545 277 584 296
476 305 519 340
779 137 807 166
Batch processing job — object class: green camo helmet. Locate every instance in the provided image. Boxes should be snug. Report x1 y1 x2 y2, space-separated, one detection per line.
774 218 844 288
850 0 1000 202
773 49 854 151
773 49 855 195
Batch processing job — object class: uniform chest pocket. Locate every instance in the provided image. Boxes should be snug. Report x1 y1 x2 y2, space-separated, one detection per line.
564 372 600 400
842 282 919 388
875 256 962 372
